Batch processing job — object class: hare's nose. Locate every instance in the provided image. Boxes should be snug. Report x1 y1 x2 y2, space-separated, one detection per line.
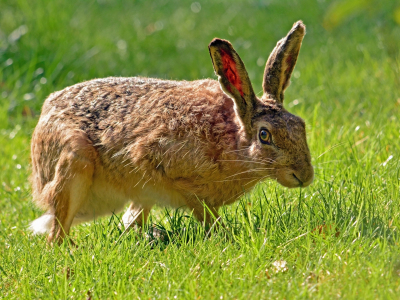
293 165 314 187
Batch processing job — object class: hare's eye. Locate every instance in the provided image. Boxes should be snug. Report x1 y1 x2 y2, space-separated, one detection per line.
259 129 272 145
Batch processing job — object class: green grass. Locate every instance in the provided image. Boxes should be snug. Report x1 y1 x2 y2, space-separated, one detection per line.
1 0 400 298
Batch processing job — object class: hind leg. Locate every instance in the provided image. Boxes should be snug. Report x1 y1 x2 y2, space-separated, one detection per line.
33 129 98 245
121 203 152 230
46 153 94 244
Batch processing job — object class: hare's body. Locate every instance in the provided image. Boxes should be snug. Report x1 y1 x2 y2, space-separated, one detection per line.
30 21 314 243
31 78 259 238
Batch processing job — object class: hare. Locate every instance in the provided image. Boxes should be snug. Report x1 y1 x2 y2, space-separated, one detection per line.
29 21 313 243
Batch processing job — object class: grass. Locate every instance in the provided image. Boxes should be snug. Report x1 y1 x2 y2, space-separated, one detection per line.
1 0 400 298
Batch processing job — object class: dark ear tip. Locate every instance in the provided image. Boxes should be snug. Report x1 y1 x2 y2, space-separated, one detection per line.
292 20 306 35
208 38 232 49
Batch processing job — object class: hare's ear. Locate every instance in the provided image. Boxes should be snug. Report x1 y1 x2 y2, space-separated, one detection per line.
209 38 257 123
263 21 306 103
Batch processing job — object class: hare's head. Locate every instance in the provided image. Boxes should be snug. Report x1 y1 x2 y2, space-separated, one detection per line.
209 21 313 188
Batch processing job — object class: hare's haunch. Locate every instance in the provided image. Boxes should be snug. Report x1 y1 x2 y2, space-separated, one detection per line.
29 21 313 244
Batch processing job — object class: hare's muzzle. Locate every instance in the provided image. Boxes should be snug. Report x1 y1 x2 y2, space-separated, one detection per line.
293 167 314 187
293 164 314 188
277 165 314 188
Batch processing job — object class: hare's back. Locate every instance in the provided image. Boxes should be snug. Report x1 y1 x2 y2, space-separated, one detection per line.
36 76 237 168
40 77 226 137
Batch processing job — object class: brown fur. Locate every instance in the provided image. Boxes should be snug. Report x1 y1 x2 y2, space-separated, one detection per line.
30 21 313 243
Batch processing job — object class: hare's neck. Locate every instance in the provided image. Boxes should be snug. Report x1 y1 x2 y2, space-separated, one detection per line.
217 129 261 189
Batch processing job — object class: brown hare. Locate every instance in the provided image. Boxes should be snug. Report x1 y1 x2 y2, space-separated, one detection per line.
29 21 313 244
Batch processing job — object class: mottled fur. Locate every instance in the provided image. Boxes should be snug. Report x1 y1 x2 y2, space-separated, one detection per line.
29 21 313 243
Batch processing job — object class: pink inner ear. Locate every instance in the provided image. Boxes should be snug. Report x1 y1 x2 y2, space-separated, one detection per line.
285 55 293 74
220 49 244 97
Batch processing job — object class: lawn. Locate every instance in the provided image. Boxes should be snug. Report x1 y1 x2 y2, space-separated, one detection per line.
1 0 400 298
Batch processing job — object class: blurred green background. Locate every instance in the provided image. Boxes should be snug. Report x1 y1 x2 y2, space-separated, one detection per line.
1 0 400 298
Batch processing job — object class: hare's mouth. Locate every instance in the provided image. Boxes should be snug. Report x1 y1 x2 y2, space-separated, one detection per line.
275 168 314 188
276 175 302 188
292 173 303 186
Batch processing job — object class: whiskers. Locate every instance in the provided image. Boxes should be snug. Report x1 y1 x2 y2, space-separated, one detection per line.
214 175 267 183
213 147 281 202
216 159 268 166
214 147 282 192
222 173 274 203
223 168 275 179
217 151 279 166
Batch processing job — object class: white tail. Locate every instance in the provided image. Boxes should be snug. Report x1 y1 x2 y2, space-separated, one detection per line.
29 214 54 235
